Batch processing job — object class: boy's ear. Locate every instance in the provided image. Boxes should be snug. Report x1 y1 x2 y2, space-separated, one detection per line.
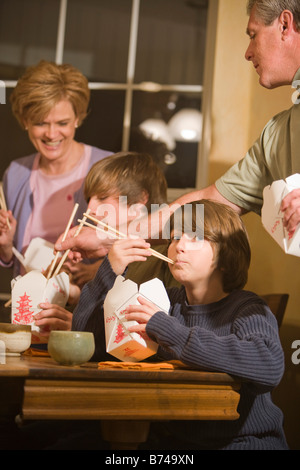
139 190 149 205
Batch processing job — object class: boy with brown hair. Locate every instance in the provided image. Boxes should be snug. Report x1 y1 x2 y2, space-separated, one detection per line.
73 199 288 450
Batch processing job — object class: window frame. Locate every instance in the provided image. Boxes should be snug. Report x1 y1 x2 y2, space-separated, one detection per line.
3 0 219 200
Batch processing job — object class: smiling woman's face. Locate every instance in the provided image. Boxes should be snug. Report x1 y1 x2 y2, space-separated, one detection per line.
25 99 79 162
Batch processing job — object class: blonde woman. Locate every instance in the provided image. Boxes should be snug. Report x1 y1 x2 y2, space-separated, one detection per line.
0 60 111 276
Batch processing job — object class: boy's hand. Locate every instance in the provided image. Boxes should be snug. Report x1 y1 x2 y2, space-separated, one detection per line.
124 296 159 334
108 238 151 275
34 303 73 336
64 259 103 287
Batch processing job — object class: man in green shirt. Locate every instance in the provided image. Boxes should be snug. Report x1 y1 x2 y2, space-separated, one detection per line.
56 0 300 259
177 0 300 235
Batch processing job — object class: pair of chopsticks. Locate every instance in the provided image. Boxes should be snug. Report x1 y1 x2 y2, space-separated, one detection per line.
0 183 11 229
47 204 91 279
78 212 174 265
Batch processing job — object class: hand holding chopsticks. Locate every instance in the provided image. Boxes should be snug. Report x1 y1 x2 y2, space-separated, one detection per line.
52 209 91 277
47 204 91 279
78 212 174 265
47 203 79 279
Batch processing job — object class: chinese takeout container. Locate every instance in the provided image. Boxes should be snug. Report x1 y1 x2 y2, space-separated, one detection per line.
11 270 69 344
12 237 55 274
104 276 170 362
262 173 300 257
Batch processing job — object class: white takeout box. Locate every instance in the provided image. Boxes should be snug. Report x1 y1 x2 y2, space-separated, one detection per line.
12 237 55 273
11 270 69 344
104 276 170 362
262 174 300 257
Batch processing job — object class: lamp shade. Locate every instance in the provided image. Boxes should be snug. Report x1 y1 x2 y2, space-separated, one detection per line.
168 108 203 142
139 118 176 151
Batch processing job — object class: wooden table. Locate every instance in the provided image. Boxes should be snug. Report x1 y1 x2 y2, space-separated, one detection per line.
0 355 241 449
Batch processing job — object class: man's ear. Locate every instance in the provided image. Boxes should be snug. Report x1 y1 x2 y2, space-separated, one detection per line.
279 9 295 37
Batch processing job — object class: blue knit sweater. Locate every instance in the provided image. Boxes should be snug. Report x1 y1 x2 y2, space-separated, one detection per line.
72 256 289 450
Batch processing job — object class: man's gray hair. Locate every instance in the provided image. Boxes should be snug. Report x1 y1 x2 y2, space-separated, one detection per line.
247 0 300 30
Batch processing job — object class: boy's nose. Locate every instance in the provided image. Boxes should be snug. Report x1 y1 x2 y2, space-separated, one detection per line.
176 236 188 252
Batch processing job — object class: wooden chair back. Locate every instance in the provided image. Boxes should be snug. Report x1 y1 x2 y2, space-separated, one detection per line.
261 293 289 328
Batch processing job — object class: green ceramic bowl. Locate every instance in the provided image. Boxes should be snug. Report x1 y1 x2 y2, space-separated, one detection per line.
48 331 95 366
0 323 32 354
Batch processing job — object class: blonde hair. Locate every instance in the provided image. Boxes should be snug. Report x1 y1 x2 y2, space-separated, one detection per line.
169 200 251 292
10 60 90 128
84 152 167 210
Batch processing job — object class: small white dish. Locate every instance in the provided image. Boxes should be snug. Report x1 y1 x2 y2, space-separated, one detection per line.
0 323 31 354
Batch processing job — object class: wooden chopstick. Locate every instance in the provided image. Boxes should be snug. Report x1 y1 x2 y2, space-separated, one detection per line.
52 209 91 277
78 219 119 239
4 298 11 308
47 203 79 279
80 213 174 265
83 212 127 239
0 183 11 229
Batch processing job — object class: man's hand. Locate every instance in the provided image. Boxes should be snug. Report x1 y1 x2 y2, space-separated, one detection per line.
55 226 115 261
281 189 300 234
